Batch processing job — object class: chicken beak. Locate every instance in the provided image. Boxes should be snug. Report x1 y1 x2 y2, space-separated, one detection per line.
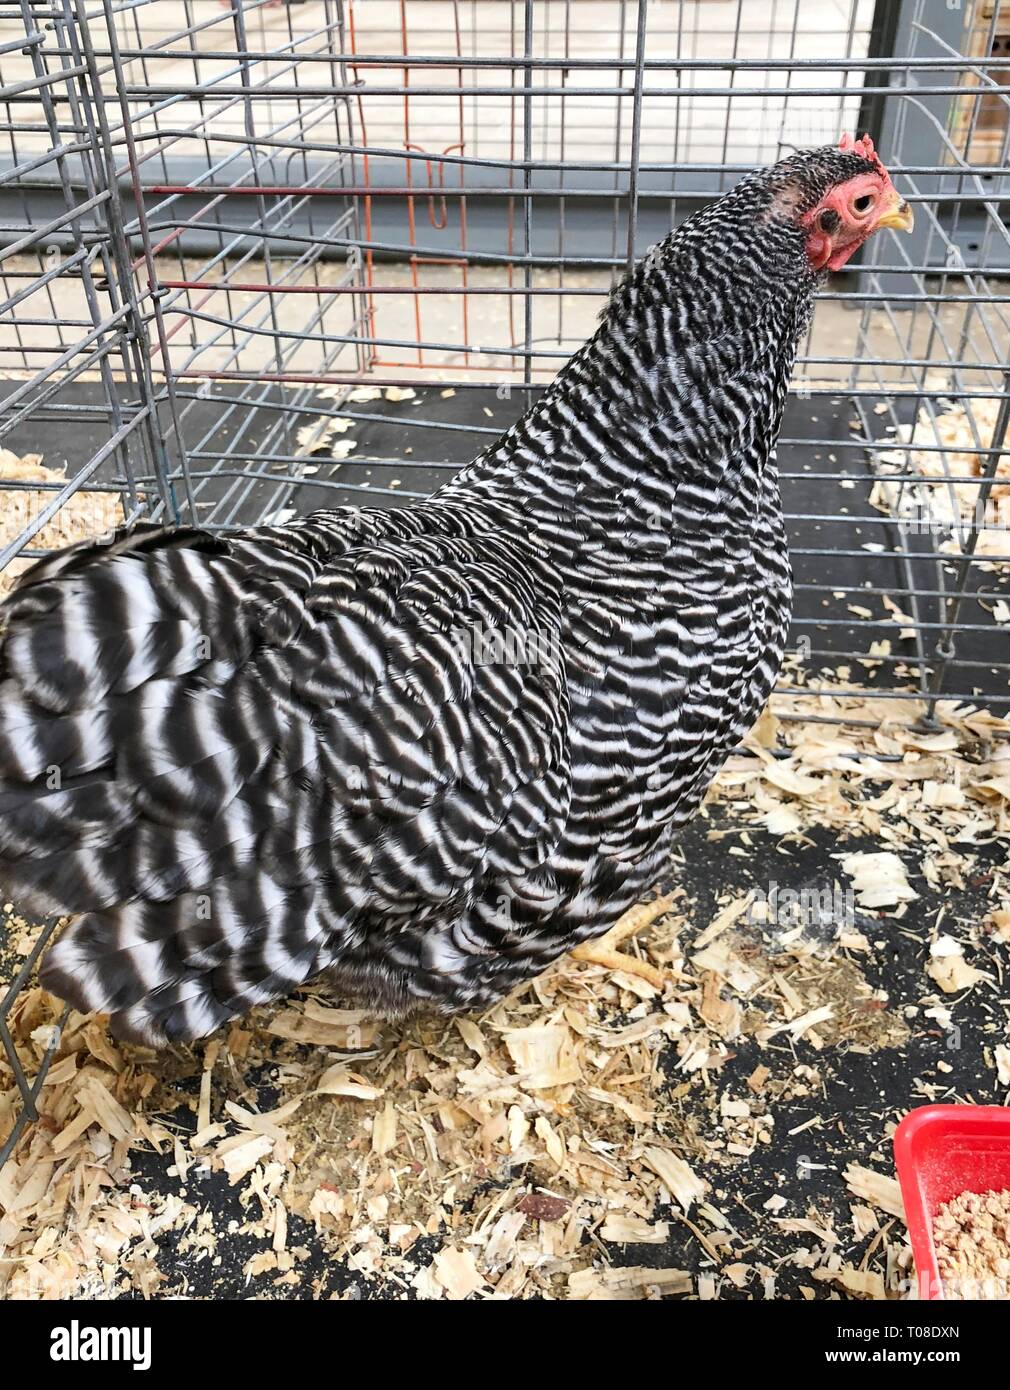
875 191 914 233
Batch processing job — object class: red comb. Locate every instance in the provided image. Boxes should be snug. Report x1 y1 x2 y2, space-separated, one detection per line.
839 131 887 176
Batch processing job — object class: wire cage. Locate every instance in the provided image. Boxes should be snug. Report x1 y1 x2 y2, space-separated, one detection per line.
0 0 1009 1167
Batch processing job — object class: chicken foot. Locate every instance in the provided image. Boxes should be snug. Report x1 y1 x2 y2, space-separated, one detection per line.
570 893 676 989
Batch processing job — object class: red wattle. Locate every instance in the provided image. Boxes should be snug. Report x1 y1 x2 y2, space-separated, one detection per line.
806 230 832 271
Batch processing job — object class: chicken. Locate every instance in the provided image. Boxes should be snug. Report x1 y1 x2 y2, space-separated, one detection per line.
0 136 912 1045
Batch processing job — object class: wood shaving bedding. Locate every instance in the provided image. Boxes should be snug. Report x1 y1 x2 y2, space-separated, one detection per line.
933 1188 1010 1299
870 396 1010 568
0 449 124 596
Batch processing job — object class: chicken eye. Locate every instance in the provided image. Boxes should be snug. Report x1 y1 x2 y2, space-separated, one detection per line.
852 193 875 215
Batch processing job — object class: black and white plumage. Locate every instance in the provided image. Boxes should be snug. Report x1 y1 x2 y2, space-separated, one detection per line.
0 142 910 1044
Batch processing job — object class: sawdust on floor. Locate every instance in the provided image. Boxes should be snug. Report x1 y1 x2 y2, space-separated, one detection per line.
0 449 124 596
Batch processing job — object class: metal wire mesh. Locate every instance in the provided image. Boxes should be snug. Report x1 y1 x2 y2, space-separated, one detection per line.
1 0 1009 1165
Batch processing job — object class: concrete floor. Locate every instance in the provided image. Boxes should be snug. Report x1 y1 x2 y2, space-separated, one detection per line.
1 251 993 388
0 1 875 168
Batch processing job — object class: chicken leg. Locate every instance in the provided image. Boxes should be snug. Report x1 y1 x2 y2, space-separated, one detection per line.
570 894 676 989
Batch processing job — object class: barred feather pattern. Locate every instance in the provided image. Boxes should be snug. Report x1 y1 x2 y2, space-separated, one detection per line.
0 146 877 1043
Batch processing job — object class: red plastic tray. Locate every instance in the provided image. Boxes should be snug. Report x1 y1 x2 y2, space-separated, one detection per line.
894 1104 1010 1299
